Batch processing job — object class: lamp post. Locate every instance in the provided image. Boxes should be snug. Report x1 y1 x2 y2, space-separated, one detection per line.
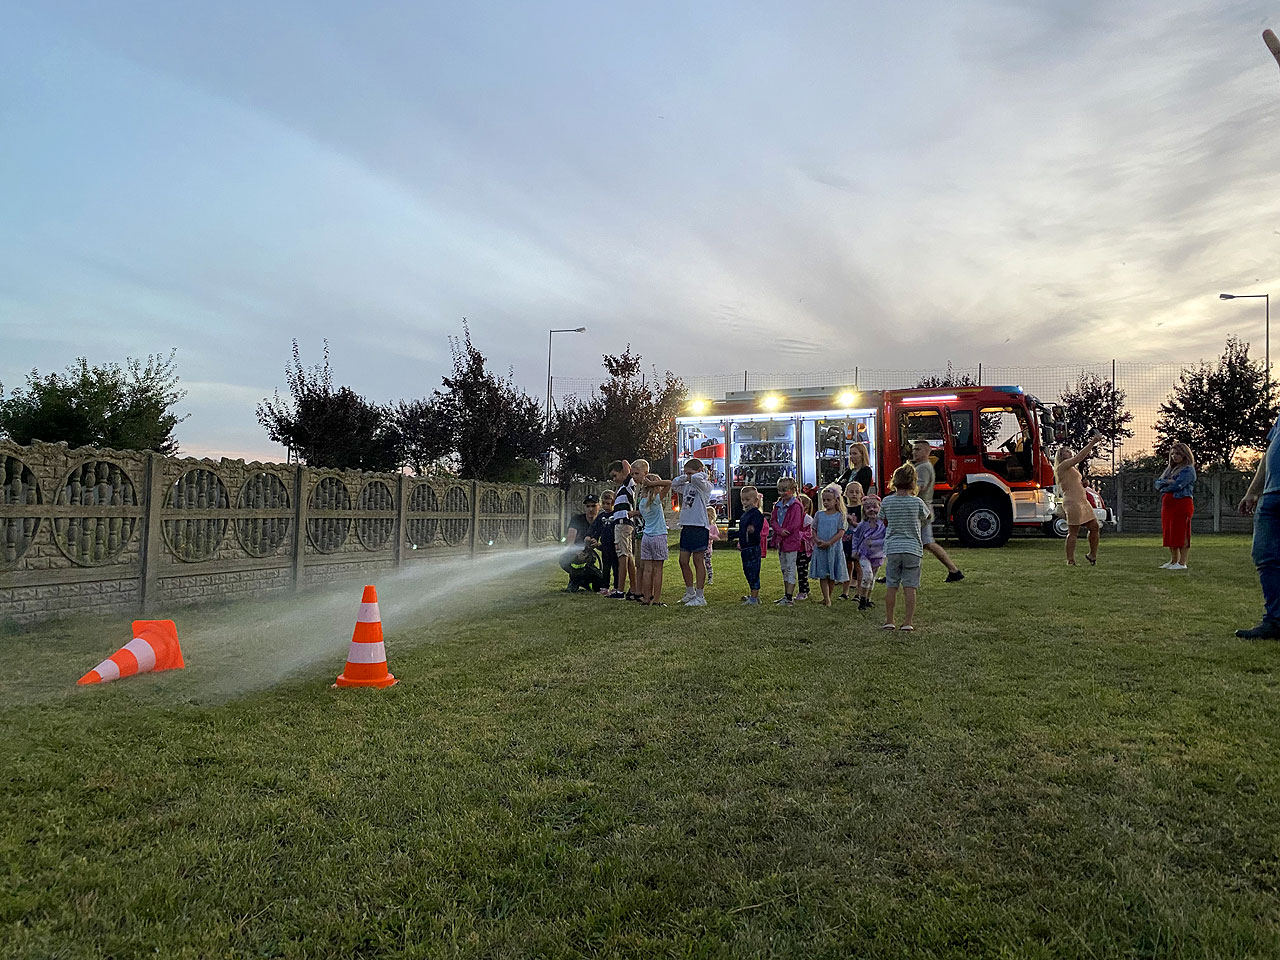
545 326 587 481
1219 292 1270 392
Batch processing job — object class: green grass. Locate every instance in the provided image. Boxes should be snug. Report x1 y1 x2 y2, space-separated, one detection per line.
3 536 1280 959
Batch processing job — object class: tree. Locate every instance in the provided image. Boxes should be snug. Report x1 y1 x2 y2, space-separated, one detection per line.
1153 337 1277 468
432 322 546 480
915 361 978 389
914 361 999 444
257 341 400 471
550 348 687 485
0 352 186 453
393 398 451 476
1057 373 1134 467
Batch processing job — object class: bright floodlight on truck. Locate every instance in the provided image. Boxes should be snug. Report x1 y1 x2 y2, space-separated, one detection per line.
761 394 781 411
836 390 857 408
689 398 708 415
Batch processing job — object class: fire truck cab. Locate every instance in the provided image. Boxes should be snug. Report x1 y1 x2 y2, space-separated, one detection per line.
674 384 1060 547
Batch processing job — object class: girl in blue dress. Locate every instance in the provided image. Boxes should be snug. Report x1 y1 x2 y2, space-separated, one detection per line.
810 483 850 606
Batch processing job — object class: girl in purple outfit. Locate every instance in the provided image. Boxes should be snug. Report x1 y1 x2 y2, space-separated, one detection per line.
849 495 887 611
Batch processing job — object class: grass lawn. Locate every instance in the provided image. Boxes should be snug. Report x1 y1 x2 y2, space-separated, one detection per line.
3 535 1279 959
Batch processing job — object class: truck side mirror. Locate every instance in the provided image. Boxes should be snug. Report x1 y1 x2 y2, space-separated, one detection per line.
1055 430 1066 443
1052 405 1065 422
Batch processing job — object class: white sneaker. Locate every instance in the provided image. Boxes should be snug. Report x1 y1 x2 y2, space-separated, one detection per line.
1159 562 1174 569
678 591 696 605
1169 563 1188 570
686 596 707 606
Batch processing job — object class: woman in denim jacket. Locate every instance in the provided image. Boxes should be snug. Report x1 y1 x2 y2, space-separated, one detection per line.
1154 442 1196 570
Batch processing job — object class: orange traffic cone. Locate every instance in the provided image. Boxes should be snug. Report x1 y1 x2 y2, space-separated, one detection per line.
333 585 397 688
78 620 185 685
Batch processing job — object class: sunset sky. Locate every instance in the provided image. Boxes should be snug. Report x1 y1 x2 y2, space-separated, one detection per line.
3 1 1279 459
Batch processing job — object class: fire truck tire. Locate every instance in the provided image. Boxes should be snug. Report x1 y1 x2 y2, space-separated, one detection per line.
954 495 1013 548
1043 517 1069 538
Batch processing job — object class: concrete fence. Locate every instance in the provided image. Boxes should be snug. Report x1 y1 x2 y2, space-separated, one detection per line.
1092 470 1255 535
0 440 567 624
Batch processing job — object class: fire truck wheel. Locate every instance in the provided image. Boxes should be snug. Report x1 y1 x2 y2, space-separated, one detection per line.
1043 517 1069 539
954 495 1013 548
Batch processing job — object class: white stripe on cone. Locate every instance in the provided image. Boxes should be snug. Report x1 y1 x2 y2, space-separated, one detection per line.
356 602 381 623
122 637 157 673
345 641 388 665
94 658 122 682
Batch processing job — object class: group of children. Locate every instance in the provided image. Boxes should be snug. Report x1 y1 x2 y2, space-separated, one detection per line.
565 441 963 629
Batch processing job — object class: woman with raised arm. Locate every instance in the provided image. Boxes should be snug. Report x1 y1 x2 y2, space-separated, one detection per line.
1054 436 1104 566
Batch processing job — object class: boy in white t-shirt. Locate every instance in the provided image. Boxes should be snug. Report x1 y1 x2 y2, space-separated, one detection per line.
671 458 713 606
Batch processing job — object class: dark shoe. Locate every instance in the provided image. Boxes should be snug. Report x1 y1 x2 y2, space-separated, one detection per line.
1235 620 1280 640
626 592 644 602
1085 554 1097 566
607 591 626 599
945 570 965 583
876 577 886 584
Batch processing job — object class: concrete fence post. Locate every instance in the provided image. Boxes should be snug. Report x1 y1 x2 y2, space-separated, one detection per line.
469 480 480 558
139 452 165 614
1212 471 1222 533
394 473 408 566
525 485 534 548
1115 468 1124 534
292 465 308 592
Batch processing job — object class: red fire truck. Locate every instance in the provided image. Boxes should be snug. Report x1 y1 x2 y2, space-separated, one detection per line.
675 384 1067 547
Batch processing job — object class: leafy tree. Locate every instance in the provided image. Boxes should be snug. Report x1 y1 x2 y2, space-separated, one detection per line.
1057 373 1134 468
915 361 979 389
550 348 687 485
1153 337 1277 468
0 352 186 453
914 361 999 445
393 398 451 476
257 341 400 471
432 323 546 480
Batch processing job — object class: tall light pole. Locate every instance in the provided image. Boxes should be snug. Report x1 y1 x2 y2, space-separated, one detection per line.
1219 292 1270 392
545 326 587 481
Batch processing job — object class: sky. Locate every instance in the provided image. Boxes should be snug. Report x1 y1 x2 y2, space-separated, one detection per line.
3 1 1279 460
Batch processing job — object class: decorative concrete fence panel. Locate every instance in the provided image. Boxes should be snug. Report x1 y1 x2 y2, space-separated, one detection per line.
1096 469 1255 535
0 440 566 624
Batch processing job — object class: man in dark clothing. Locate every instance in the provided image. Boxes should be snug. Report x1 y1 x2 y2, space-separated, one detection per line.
565 544 607 593
562 494 608 590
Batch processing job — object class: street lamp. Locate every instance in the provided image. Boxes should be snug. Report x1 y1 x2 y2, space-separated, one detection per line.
1219 292 1270 390
545 326 587 481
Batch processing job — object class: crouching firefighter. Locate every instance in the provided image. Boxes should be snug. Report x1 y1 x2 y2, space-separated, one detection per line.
563 543 606 593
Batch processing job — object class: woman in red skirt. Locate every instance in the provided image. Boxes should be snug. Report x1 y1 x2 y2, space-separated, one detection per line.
1154 442 1196 570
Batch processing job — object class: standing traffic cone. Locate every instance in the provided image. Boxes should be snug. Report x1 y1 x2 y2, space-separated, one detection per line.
333 585 397 688
77 620 185 685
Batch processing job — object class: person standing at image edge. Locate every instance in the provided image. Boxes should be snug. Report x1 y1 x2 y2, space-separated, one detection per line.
1237 413 1280 639
1154 442 1196 571
672 458 714 606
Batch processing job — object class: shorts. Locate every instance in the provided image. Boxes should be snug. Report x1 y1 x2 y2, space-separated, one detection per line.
884 553 922 589
614 522 634 558
679 524 710 553
842 539 854 563
921 520 935 546
779 550 798 584
640 533 669 561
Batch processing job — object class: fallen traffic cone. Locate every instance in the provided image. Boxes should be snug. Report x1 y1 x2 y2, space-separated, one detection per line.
333 585 397 688
78 620 185 685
